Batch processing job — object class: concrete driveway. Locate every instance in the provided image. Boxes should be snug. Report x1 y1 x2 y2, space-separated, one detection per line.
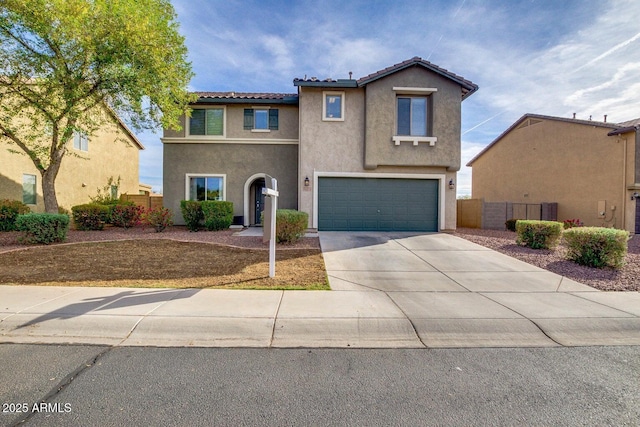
1 232 639 348
319 232 640 348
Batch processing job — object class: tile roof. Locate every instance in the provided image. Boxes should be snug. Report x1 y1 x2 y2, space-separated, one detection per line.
294 57 478 99
193 91 297 100
357 57 478 99
616 117 640 127
191 91 298 105
467 113 626 166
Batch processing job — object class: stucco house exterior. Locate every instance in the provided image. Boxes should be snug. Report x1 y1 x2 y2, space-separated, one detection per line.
163 57 478 231
467 114 640 233
0 117 144 212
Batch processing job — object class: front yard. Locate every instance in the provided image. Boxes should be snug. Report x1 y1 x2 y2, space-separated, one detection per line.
455 228 640 291
0 227 328 290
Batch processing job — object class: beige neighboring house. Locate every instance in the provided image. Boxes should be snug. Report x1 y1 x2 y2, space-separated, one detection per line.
467 113 640 233
163 57 478 231
0 117 144 212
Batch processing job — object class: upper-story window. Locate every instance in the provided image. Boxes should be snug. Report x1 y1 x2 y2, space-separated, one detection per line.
323 91 344 121
397 97 428 136
244 108 278 131
392 87 437 146
189 107 224 136
73 131 89 151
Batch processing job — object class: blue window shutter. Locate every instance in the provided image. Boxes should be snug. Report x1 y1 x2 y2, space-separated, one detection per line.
244 109 253 130
269 109 278 130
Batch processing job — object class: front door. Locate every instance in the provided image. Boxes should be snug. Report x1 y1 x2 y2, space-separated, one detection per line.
254 179 266 225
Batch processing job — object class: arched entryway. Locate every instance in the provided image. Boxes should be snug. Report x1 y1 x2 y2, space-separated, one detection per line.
243 173 267 226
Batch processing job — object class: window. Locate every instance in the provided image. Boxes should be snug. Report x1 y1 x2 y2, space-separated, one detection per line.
323 91 344 121
187 175 225 201
73 131 89 151
397 97 428 136
189 108 224 136
23 174 36 205
244 108 278 131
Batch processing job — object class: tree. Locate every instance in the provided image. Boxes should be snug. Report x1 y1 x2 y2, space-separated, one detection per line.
0 0 195 212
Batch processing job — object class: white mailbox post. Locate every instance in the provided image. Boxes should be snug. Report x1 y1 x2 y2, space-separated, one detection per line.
262 175 278 278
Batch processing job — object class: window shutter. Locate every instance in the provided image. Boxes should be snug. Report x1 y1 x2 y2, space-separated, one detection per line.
190 109 206 135
206 109 224 135
269 109 278 130
244 109 253 130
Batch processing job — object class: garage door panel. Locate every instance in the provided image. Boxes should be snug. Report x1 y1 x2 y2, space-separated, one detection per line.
318 177 439 232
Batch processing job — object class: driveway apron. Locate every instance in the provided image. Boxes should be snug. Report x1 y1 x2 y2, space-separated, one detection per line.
319 232 640 347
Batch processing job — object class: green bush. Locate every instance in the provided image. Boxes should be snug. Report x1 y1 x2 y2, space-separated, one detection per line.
71 203 110 230
110 204 144 228
275 209 308 244
505 218 518 232
180 200 203 231
515 220 564 249
0 199 31 231
201 201 233 231
145 207 173 232
15 213 69 244
564 227 629 268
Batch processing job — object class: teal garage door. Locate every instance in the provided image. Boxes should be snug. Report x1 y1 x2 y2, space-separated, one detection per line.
318 177 439 231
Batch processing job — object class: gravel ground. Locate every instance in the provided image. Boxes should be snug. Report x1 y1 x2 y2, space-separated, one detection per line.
455 228 640 292
2 226 637 291
0 225 320 254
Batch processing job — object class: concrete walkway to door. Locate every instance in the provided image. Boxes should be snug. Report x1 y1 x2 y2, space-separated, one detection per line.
319 232 640 348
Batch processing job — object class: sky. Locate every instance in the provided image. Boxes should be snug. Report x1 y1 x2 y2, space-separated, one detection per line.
137 0 640 196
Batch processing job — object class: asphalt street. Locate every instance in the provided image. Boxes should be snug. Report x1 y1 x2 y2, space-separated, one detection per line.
1 344 639 426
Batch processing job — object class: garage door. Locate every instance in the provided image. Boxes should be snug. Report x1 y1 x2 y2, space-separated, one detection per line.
318 177 439 231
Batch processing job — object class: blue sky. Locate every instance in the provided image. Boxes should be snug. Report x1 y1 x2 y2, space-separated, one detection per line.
138 0 640 195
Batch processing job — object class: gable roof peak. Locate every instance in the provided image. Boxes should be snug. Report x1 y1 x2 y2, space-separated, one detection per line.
356 56 478 100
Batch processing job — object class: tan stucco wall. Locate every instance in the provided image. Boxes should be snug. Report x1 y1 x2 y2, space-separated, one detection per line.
163 143 298 225
163 104 299 141
471 119 636 231
364 66 462 171
0 124 140 212
297 73 461 230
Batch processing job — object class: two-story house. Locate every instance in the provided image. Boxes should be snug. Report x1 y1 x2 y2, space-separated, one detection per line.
1 116 144 212
162 57 478 231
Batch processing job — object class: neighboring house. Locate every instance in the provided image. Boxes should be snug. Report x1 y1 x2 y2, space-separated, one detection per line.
467 113 640 233
0 116 144 212
163 57 478 231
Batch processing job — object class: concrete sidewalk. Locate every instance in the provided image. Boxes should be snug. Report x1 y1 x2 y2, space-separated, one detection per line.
1 232 639 348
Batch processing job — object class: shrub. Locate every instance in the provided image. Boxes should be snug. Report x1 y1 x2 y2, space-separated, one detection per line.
0 199 31 231
515 220 564 249
145 207 173 232
563 219 584 229
180 200 203 231
15 213 69 244
275 209 308 244
110 204 144 228
71 203 110 230
89 176 121 205
564 227 629 269
201 201 233 231
505 218 518 232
